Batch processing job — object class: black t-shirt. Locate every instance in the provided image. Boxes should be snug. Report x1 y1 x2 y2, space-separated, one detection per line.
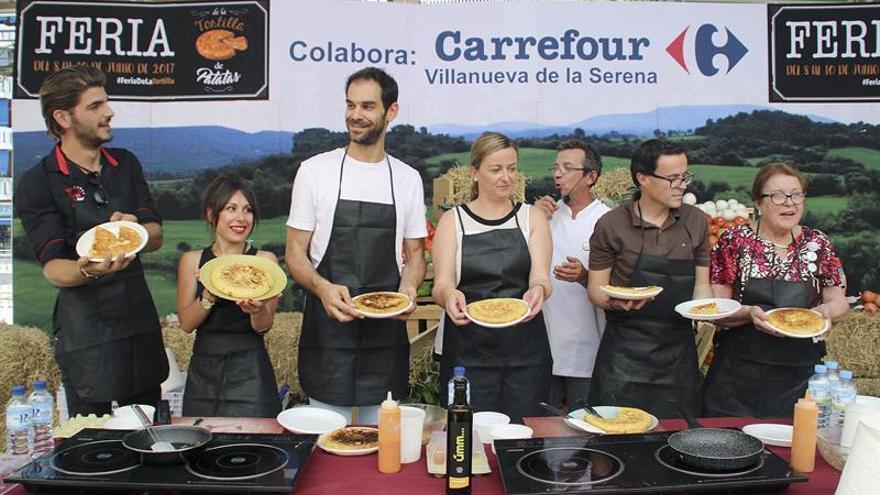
15 145 161 265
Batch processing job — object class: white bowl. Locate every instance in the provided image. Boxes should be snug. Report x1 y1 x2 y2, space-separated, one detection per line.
489 424 533 454
473 411 510 444
276 406 347 435
856 395 880 408
113 404 156 423
104 416 146 430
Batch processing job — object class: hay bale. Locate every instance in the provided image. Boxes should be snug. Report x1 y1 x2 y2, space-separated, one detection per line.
826 312 880 378
440 164 528 206
162 312 305 403
594 167 634 207
0 324 61 450
854 378 880 397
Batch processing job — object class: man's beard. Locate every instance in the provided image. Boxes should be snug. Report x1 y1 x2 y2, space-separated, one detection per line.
347 115 386 145
71 117 112 148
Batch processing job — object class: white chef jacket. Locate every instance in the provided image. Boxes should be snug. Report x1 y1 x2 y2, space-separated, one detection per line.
543 198 611 377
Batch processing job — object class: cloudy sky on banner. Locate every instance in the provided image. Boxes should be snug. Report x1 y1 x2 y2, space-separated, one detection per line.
12 0 879 132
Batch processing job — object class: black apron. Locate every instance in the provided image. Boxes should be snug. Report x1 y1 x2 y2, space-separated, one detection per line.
298 152 409 406
440 204 552 423
54 147 168 402
589 205 702 420
182 247 282 417
703 227 824 418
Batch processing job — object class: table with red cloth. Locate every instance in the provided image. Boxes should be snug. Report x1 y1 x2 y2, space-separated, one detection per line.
0 416 840 495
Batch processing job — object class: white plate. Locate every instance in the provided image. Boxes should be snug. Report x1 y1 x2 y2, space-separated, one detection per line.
317 427 379 456
600 285 664 301
765 307 830 338
276 407 347 435
104 417 146 430
675 298 742 321
742 423 792 447
351 292 414 319
76 221 148 262
563 406 659 435
464 299 531 329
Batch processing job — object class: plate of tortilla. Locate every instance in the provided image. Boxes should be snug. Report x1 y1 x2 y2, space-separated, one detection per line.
765 307 830 338
563 406 658 435
317 427 379 456
199 254 287 302
465 298 531 328
76 221 148 262
352 291 413 318
600 285 664 301
674 298 742 320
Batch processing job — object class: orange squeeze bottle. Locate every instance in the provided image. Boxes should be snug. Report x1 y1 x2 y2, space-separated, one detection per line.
378 391 401 474
790 393 818 473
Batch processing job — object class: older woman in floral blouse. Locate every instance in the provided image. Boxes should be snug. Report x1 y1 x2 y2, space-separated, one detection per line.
703 162 849 418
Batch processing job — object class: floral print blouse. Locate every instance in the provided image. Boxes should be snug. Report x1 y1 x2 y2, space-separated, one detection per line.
710 224 845 298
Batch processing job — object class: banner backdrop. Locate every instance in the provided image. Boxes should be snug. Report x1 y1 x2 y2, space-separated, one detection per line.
10 0 880 328
15 0 269 100
769 3 880 102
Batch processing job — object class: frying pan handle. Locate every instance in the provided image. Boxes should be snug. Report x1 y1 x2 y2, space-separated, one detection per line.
675 403 704 430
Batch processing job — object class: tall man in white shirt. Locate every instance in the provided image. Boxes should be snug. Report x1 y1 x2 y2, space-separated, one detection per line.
285 68 427 424
534 139 611 411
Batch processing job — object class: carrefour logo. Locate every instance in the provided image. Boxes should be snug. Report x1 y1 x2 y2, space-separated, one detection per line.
666 24 748 76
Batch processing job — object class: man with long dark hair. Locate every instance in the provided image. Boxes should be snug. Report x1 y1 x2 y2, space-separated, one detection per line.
15 66 168 416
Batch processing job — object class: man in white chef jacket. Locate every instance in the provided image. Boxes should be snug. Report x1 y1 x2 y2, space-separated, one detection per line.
534 139 611 411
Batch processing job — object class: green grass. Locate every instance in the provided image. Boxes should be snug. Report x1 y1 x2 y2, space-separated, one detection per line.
688 164 758 190
12 217 292 331
827 147 880 171
806 195 848 216
425 148 629 178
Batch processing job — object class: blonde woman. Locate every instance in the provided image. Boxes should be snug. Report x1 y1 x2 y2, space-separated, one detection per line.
431 131 553 421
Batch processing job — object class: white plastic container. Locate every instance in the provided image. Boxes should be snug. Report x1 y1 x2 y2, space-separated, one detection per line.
473 411 510 444
399 405 426 463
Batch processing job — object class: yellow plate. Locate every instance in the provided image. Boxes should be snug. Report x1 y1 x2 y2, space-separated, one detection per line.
198 254 287 302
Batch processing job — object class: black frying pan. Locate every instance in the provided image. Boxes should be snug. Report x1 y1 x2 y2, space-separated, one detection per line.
667 406 764 471
122 425 212 465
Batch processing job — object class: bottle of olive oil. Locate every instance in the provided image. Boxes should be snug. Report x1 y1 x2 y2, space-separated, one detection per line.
446 376 472 495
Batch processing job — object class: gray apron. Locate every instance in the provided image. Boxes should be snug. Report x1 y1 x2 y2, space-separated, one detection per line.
704 225 824 417
297 151 409 406
589 205 702 419
53 145 168 402
440 204 552 423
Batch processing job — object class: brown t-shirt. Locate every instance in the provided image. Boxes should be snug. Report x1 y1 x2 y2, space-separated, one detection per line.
589 202 710 286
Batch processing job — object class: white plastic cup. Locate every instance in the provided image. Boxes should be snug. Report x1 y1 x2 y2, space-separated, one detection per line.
841 401 880 448
399 406 426 463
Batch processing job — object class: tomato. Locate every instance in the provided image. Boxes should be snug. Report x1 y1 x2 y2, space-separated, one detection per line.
864 302 878 315
733 216 748 226
861 290 877 304
710 224 719 236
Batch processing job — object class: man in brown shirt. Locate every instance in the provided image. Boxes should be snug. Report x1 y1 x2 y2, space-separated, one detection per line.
586 139 711 418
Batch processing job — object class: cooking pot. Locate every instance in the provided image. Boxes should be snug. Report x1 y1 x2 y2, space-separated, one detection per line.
667 405 764 471
122 425 212 465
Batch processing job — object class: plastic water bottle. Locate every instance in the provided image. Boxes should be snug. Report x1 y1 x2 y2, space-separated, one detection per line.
28 380 54 456
447 366 471 406
808 364 831 428
825 361 840 387
6 385 32 456
831 370 857 428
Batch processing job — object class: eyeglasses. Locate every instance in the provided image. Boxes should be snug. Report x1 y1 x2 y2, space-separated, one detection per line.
548 165 587 175
648 172 694 188
761 191 806 206
85 172 110 207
